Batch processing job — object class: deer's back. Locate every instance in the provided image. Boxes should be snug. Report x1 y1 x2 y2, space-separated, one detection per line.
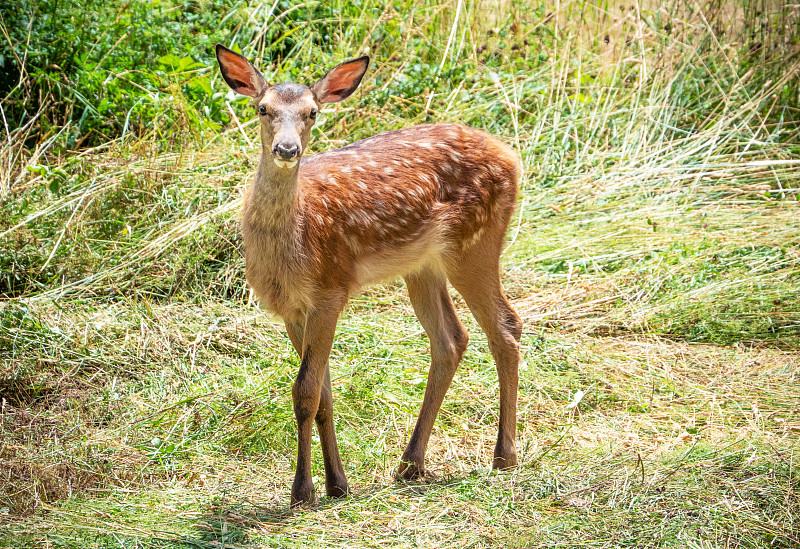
299 123 519 250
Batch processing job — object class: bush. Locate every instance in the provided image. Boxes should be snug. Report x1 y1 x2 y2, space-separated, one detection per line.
1 0 248 150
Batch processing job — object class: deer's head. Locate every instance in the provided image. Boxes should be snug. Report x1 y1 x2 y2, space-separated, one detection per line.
215 45 369 169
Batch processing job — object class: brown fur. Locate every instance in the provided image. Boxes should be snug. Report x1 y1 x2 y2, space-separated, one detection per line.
216 45 523 506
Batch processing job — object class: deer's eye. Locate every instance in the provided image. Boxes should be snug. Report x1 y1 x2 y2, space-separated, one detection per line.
309 109 318 120
258 105 267 116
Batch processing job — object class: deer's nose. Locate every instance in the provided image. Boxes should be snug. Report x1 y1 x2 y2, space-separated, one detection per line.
274 143 299 160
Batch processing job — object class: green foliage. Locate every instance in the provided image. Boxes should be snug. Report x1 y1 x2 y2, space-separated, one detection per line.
1 0 248 148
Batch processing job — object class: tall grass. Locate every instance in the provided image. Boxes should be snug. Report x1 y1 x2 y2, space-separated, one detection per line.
1 0 799 547
3 0 797 340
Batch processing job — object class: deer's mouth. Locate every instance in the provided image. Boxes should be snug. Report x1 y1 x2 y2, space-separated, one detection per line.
273 158 299 169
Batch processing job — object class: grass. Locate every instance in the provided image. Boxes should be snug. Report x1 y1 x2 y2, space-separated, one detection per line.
1 0 799 547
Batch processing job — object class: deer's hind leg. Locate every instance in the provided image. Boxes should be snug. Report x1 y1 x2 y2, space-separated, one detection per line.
397 266 469 480
447 231 522 471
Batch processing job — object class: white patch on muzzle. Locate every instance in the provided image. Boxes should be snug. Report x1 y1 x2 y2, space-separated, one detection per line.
274 158 298 169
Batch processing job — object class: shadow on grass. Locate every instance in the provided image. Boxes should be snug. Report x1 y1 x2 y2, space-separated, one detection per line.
188 472 484 545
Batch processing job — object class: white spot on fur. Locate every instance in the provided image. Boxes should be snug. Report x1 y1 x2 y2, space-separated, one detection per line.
465 227 485 248
346 235 360 252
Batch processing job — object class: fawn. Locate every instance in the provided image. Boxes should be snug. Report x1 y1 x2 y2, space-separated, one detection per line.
215 44 523 506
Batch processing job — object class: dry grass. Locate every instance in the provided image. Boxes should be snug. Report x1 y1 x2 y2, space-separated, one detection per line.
2 0 800 547
1 295 798 546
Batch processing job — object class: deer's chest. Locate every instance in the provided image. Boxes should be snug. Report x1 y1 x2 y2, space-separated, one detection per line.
242 223 311 322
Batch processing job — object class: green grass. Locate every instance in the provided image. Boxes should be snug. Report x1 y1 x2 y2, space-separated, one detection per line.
1 0 799 547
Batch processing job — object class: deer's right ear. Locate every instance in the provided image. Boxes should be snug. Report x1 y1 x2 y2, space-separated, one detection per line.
215 44 268 98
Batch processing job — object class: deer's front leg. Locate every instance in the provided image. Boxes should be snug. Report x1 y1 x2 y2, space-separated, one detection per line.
316 363 349 498
290 301 345 507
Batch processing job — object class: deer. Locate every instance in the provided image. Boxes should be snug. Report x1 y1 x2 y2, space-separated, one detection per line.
215 44 523 507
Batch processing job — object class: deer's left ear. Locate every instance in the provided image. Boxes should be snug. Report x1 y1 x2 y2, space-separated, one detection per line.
312 56 370 104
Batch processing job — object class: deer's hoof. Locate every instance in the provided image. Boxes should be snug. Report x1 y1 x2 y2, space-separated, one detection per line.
326 478 350 499
396 460 425 480
492 448 518 471
290 480 316 508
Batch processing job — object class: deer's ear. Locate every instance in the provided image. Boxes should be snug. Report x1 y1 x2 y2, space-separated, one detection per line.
312 56 369 104
215 44 268 98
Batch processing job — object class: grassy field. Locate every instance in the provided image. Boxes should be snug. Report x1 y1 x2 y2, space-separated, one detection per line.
1 0 799 547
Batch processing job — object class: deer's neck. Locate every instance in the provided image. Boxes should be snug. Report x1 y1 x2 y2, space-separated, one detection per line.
242 154 311 319
243 153 307 272
246 154 303 232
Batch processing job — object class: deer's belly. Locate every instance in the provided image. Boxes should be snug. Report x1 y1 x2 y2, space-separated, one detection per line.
353 226 448 287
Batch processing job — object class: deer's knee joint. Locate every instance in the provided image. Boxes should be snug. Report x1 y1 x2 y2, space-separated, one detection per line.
292 349 321 422
432 327 468 368
504 310 523 343
453 325 469 357
292 382 319 423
